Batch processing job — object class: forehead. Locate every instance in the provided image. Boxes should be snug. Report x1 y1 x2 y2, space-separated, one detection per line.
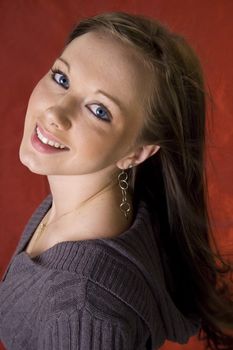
61 31 150 115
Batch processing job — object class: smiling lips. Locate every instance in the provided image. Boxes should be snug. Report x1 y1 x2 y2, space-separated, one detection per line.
31 124 70 154
36 124 69 150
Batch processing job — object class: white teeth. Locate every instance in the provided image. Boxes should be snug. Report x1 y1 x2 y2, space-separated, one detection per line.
36 127 66 149
48 140 53 146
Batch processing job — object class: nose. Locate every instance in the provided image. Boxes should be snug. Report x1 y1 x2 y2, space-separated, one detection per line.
44 106 71 130
43 105 72 131
43 93 78 130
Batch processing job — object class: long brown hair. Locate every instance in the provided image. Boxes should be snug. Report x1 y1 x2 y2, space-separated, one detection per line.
64 12 233 349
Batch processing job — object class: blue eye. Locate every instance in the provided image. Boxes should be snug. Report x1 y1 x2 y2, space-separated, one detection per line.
51 68 69 89
87 104 111 122
50 67 111 123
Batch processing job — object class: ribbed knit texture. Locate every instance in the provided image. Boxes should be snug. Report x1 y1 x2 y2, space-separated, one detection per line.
0 194 201 350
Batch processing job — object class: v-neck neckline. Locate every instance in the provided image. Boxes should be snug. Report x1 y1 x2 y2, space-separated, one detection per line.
18 193 146 261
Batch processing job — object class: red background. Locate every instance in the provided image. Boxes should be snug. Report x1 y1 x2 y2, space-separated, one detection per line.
0 1 232 349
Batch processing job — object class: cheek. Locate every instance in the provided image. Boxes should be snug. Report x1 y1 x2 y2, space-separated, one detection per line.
27 77 52 112
70 122 126 166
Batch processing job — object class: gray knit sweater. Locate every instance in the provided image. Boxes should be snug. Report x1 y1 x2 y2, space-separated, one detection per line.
0 194 201 349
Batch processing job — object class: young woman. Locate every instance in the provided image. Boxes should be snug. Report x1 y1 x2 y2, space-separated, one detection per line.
0 11 232 350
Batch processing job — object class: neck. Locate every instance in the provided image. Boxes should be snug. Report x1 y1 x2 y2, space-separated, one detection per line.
46 169 126 224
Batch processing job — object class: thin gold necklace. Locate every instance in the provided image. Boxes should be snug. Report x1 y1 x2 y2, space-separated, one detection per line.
34 181 118 243
34 206 79 243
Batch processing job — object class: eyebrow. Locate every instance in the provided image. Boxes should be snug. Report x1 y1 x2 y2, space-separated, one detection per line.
57 57 70 72
57 57 125 112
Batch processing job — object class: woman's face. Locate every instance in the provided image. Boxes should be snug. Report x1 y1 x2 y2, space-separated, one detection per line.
19 31 151 176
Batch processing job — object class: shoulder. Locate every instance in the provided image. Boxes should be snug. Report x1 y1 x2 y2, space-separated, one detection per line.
38 276 150 350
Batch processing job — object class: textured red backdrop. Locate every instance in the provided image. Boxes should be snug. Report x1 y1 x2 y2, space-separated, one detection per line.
0 1 232 349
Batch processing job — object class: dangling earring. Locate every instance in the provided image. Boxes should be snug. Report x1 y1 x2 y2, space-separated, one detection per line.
118 164 134 220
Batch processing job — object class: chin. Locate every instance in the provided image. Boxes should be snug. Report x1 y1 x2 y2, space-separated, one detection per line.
19 145 45 175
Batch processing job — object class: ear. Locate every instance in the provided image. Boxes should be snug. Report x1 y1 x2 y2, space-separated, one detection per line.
116 144 160 169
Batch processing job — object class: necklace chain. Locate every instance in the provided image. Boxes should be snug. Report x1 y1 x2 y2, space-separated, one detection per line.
36 223 47 241
33 180 121 244
35 206 79 243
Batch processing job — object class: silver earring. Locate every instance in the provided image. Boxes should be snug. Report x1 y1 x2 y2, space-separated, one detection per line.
118 164 134 219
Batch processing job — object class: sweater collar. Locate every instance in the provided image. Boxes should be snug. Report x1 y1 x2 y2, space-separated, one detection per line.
11 193 201 349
